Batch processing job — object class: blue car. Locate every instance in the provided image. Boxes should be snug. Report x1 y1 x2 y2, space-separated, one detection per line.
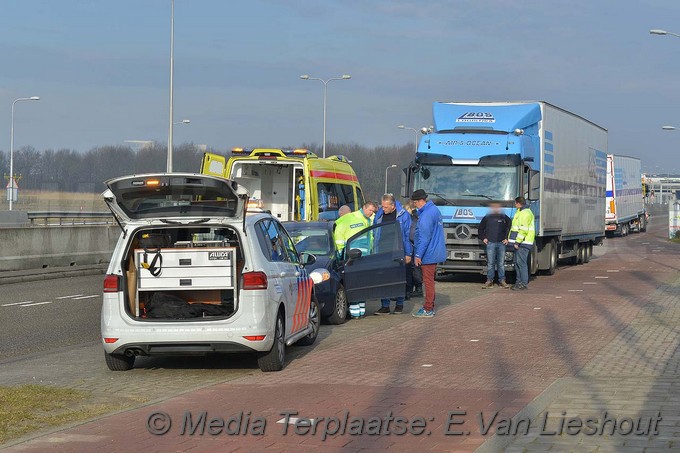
283 222 348 324
284 220 408 324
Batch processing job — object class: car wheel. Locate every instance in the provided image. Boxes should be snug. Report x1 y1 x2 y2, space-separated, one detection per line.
258 312 285 372
326 284 348 325
104 352 135 371
297 296 320 346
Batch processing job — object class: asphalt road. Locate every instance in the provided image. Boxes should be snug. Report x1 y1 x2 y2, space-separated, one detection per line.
0 275 103 360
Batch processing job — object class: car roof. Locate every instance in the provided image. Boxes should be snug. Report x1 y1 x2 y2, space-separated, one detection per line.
282 221 333 231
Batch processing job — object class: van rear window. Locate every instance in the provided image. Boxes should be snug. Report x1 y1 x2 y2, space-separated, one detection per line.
109 176 239 219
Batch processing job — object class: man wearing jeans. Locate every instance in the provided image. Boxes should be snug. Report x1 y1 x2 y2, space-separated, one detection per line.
508 196 535 291
479 202 511 289
411 190 446 318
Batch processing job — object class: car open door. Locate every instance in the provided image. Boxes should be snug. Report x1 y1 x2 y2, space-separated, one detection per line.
343 221 406 303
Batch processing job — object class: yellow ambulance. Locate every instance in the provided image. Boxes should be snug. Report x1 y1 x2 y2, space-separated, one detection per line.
200 148 364 221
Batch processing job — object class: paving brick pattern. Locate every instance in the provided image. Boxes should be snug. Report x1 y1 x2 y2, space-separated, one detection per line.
4 222 680 452
499 235 680 453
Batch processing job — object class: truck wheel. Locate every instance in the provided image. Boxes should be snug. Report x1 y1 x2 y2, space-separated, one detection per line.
640 216 647 232
530 245 539 275
296 297 320 346
583 243 591 263
547 241 557 275
104 352 135 371
258 313 285 372
326 285 347 325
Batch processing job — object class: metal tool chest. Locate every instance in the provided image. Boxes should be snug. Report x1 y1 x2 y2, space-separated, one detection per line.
134 247 237 317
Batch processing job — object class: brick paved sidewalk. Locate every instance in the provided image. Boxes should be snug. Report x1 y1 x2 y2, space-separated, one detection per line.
4 224 678 452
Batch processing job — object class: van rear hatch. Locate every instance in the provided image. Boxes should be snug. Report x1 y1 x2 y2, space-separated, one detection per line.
102 173 248 224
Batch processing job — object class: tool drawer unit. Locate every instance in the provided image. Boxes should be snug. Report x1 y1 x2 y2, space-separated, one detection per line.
134 247 236 317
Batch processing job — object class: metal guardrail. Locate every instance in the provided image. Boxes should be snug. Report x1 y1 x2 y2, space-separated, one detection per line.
27 211 114 226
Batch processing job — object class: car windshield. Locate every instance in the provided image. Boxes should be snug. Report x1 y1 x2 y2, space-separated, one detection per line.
285 227 332 256
414 164 519 203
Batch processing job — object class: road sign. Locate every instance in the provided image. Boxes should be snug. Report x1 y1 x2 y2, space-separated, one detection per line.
6 177 18 202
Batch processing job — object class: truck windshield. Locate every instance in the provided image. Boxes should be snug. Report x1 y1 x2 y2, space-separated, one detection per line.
414 164 519 203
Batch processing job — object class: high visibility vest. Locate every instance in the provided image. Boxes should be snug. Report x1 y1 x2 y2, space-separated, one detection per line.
334 210 370 251
508 207 535 247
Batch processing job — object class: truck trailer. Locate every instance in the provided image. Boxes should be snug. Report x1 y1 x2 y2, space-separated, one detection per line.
605 154 647 236
402 101 607 276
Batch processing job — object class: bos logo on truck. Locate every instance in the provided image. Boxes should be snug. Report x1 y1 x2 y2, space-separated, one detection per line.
454 208 476 219
208 251 231 260
456 112 496 123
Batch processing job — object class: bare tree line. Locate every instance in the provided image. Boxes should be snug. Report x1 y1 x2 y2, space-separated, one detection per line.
0 142 414 201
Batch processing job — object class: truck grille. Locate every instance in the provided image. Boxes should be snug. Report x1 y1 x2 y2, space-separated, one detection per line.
445 223 480 245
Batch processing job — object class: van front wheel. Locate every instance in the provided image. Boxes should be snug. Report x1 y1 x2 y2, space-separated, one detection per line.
258 313 285 372
104 352 134 371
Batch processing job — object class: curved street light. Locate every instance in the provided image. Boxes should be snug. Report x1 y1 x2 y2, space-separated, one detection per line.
398 125 420 153
9 96 41 211
385 164 397 194
300 74 351 158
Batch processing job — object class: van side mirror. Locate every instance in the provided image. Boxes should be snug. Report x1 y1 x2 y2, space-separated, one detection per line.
528 169 540 201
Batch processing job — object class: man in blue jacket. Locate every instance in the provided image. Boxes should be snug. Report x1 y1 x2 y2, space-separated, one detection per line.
373 194 412 315
411 189 446 318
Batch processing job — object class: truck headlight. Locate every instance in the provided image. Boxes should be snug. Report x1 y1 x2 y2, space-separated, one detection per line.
310 269 330 284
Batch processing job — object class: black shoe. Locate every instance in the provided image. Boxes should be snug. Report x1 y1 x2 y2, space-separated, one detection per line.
375 307 391 315
413 288 424 297
511 284 526 291
393 305 403 314
518 285 528 290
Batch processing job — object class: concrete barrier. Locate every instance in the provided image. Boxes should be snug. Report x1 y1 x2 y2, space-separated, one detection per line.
0 225 119 271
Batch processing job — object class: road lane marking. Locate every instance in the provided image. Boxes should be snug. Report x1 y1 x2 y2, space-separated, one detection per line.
595 276 609 279
422 364 433 367
277 417 316 425
568 289 583 292
56 294 83 299
583 282 597 285
469 339 480 342
72 295 100 300
1 301 34 307
606 270 619 273
20 301 52 307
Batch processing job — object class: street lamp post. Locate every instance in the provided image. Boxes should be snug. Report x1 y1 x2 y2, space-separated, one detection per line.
9 96 40 211
650 29 680 38
397 125 419 153
300 74 351 158
167 0 175 173
385 164 397 194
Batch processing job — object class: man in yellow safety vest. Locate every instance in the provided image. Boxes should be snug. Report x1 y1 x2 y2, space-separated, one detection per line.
508 196 535 291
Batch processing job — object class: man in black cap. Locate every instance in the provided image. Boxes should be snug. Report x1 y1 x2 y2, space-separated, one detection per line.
410 189 446 317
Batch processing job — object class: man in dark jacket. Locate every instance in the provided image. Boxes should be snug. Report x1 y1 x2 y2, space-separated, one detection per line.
373 194 412 314
478 202 512 289
411 189 446 318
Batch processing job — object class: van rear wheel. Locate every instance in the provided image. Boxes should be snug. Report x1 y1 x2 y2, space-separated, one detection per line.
104 352 135 371
258 313 285 372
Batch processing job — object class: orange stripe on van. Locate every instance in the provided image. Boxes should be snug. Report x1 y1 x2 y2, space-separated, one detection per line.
309 170 358 182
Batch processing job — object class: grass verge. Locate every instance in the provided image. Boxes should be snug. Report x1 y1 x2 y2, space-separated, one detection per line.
0 384 129 444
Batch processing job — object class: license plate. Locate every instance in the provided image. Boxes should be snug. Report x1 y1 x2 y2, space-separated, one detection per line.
449 251 471 260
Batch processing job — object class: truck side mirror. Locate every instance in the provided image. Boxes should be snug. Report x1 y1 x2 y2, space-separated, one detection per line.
401 167 409 198
528 170 540 201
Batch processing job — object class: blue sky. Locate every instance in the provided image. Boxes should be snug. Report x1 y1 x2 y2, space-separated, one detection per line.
1 0 680 172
